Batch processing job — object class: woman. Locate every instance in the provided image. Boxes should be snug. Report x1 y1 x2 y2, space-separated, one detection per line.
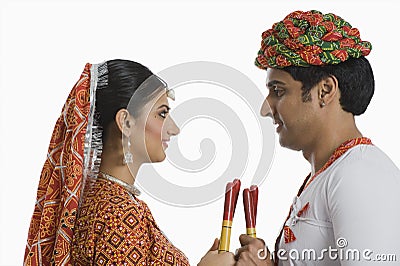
24 60 235 265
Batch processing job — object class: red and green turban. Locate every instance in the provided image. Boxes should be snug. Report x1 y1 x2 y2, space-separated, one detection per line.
255 10 372 69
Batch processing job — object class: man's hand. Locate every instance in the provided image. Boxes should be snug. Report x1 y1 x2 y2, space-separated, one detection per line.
235 234 273 266
198 238 236 266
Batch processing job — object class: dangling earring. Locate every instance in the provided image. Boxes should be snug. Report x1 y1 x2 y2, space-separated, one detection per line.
123 138 133 164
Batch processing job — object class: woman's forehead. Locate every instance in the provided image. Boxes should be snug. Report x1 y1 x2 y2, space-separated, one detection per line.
145 92 169 111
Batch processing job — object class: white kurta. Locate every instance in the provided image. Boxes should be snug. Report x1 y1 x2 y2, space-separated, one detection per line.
277 144 400 265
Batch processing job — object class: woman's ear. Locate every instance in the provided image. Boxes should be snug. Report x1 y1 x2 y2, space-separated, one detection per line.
318 75 339 107
115 109 134 136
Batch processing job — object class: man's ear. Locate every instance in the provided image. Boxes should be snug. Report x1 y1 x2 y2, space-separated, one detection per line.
115 109 135 136
318 75 339 107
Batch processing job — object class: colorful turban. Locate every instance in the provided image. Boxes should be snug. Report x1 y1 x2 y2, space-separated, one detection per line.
255 10 372 69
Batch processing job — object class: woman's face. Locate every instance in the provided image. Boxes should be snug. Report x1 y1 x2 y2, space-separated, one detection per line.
130 91 180 163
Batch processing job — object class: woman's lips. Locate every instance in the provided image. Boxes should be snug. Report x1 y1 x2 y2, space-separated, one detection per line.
162 140 169 149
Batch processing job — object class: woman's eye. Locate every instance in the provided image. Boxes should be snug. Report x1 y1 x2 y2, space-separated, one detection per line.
159 111 168 118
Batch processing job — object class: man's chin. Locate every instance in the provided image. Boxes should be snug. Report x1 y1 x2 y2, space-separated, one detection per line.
278 134 287 147
279 135 301 151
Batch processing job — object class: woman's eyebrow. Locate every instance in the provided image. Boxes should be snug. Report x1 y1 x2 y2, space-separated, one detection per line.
158 104 171 110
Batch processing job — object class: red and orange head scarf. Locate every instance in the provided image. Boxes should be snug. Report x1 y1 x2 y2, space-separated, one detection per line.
255 10 372 69
24 63 98 265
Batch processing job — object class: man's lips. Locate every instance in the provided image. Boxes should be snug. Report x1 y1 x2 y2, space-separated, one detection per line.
273 119 283 133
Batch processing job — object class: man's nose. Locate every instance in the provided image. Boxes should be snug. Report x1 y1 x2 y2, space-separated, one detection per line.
260 97 273 119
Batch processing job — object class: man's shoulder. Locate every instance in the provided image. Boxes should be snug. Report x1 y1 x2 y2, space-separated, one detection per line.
328 144 400 185
337 144 396 169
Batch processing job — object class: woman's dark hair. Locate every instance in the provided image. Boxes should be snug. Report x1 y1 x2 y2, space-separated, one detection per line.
95 59 165 140
282 56 375 115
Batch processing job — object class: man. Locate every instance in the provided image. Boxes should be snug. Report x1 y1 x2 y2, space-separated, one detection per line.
235 10 400 265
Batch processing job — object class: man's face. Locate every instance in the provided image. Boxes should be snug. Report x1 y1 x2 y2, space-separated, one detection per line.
260 68 321 151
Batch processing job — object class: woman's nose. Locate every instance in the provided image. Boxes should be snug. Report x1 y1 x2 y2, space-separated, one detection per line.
166 116 180 136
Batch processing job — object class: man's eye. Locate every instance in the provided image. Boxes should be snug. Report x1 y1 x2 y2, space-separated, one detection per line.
273 88 285 97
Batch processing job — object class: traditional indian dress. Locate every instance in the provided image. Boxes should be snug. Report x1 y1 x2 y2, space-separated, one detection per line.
24 62 189 265
274 138 400 265
72 176 189 265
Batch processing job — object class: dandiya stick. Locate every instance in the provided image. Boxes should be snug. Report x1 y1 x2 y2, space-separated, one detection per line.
250 185 258 221
243 185 258 238
218 178 241 253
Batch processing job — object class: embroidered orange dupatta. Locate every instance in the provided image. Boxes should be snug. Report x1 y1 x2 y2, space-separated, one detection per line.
24 64 92 265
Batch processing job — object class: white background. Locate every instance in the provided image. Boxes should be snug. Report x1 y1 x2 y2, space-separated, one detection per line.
1 0 399 265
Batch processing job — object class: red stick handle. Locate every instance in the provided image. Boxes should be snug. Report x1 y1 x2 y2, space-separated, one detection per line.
223 179 241 221
243 188 256 228
250 185 259 224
